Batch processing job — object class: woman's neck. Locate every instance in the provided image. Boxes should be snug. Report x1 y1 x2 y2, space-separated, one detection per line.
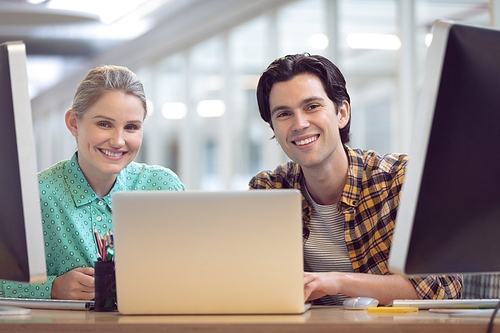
75 153 117 198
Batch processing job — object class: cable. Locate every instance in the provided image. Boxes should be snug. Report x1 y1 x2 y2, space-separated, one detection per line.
486 300 500 333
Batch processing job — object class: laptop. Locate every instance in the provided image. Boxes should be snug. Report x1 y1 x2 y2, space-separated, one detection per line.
112 189 307 315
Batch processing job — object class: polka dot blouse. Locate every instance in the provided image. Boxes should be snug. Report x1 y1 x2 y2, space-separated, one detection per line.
0 153 185 299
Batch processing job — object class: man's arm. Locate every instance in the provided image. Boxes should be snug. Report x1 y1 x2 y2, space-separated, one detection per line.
303 271 418 305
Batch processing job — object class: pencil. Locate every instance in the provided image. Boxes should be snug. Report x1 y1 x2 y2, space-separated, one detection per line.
93 229 103 261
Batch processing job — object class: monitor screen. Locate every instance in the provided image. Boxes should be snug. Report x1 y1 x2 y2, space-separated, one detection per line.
0 41 46 284
388 21 500 276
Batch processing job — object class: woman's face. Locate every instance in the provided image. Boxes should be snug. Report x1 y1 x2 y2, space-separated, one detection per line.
66 90 144 184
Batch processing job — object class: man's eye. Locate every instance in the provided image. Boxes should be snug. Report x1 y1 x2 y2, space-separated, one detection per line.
277 112 290 118
308 104 320 110
125 125 138 130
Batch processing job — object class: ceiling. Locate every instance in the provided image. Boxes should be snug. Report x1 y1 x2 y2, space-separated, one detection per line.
0 0 492 104
0 0 174 56
0 0 183 97
0 0 296 100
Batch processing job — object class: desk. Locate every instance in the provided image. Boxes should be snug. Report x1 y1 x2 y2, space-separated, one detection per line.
0 306 498 333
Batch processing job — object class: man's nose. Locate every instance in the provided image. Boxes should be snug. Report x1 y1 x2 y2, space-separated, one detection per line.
292 111 310 131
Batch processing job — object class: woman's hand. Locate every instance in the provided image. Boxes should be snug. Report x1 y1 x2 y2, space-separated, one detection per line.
51 267 95 300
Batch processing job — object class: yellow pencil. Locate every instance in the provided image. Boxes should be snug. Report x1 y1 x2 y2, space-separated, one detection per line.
367 307 418 314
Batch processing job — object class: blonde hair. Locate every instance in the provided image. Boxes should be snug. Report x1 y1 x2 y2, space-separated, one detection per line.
71 65 147 119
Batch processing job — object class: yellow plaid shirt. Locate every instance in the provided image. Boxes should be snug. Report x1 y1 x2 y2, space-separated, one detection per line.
249 145 462 300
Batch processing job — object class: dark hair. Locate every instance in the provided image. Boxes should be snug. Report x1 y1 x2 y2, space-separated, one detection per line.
256 53 351 144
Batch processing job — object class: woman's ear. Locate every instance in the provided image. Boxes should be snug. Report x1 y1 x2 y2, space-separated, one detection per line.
65 109 79 137
337 100 350 129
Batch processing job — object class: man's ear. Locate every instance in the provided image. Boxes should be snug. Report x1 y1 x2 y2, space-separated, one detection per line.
337 101 350 129
65 109 79 137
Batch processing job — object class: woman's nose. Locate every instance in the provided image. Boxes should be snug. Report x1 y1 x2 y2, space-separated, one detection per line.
109 130 125 148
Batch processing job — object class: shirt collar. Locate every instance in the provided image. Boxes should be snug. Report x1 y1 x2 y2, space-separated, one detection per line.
291 145 361 239
65 153 127 208
298 145 362 214
338 145 363 209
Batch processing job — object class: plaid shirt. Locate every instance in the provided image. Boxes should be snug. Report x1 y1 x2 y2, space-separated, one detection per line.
249 145 462 300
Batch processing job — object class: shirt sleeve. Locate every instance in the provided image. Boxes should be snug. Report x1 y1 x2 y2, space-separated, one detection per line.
249 172 273 189
408 275 463 299
248 162 298 190
130 164 186 191
0 275 56 299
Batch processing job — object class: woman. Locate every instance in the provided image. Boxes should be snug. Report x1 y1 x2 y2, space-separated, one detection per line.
0 65 185 300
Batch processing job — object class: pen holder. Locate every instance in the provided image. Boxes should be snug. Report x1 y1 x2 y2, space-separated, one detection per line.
94 261 117 311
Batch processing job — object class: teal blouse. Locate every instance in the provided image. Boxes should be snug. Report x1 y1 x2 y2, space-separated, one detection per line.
0 153 185 299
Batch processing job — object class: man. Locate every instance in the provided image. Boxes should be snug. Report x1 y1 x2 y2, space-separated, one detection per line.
249 53 462 305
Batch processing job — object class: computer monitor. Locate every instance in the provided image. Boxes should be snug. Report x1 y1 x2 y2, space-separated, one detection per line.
388 21 500 277
0 41 46 284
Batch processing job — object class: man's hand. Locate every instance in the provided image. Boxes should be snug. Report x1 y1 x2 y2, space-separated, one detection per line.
303 271 419 305
304 272 342 302
51 267 95 300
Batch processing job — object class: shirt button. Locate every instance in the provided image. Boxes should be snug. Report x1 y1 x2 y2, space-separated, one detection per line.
96 216 102 222
98 201 104 206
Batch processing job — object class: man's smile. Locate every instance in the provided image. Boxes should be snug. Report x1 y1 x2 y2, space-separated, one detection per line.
293 135 319 146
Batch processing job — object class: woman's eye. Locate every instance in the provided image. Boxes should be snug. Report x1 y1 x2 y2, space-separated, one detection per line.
98 122 110 128
277 112 290 118
125 124 138 130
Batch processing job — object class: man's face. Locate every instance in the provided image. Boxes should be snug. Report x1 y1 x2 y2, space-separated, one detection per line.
269 73 349 171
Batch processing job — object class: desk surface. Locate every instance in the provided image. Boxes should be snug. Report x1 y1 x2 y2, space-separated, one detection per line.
0 306 499 333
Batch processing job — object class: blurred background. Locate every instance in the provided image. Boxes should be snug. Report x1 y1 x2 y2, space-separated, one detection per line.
1 0 496 191
2 0 498 299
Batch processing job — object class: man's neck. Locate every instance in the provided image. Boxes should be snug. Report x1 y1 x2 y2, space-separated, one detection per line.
302 149 349 206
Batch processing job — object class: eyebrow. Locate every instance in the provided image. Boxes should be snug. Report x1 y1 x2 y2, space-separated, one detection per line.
270 96 326 116
92 115 142 124
270 105 289 117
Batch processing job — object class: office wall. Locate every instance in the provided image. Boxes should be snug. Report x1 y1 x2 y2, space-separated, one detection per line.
32 0 491 190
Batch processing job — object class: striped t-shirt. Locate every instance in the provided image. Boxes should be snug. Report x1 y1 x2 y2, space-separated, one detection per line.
303 183 354 305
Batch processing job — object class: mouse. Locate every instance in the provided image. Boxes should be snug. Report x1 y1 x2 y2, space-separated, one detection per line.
343 297 379 310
